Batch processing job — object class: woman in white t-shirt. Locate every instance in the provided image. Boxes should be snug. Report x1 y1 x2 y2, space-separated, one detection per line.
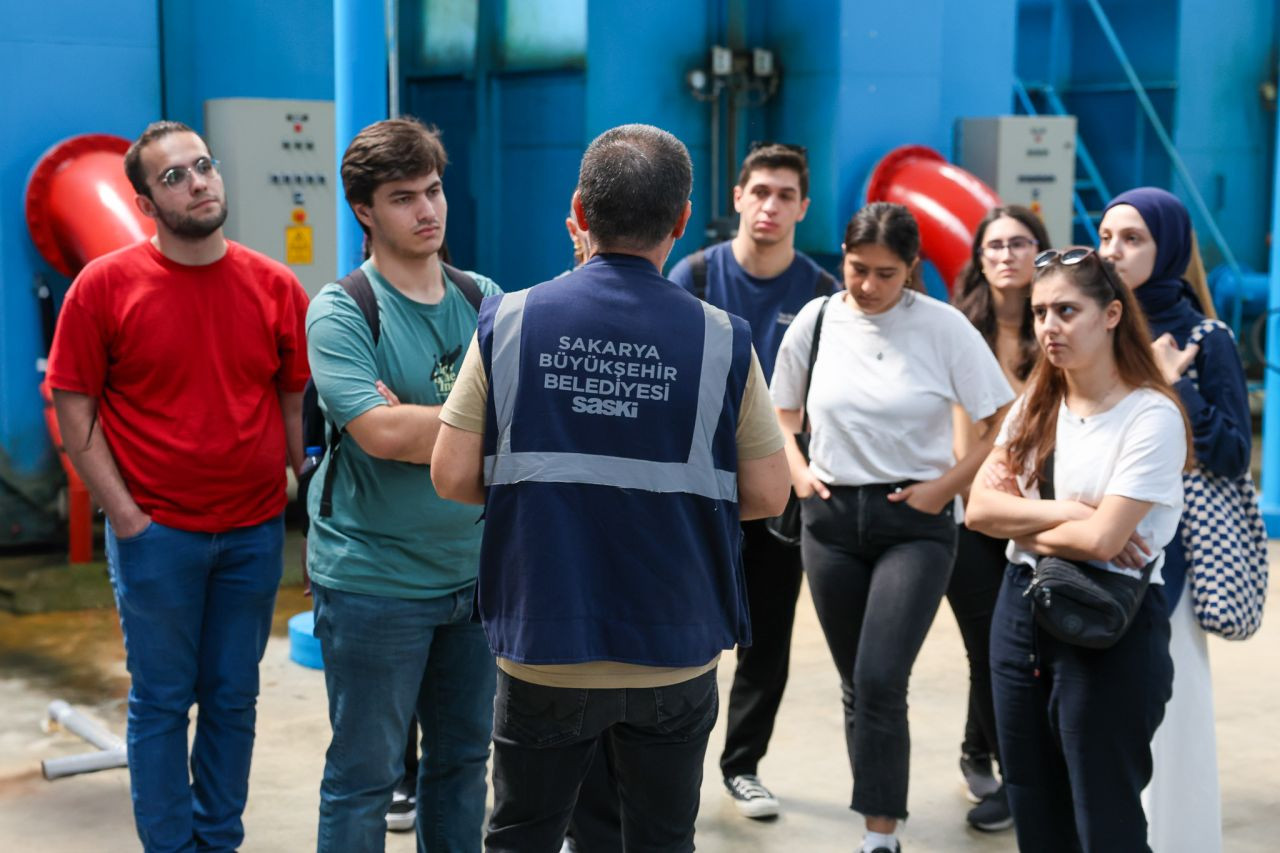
966 247 1190 852
772 203 1014 853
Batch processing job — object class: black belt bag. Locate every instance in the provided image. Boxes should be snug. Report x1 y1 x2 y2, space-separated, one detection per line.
1025 454 1153 650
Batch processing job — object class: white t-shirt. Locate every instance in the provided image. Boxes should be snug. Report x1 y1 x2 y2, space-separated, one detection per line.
996 388 1187 584
771 291 1013 486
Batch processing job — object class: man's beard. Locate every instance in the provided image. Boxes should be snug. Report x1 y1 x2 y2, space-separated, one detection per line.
158 198 229 239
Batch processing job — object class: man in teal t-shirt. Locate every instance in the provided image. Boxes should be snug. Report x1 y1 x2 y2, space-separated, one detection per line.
306 118 499 853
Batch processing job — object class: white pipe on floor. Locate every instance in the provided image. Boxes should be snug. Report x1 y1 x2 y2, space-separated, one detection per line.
41 699 127 780
42 747 127 780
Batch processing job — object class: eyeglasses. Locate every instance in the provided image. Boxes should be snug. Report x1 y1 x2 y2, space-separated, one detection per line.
156 157 220 190
1034 247 1122 295
981 237 1038 258
747 140 808 159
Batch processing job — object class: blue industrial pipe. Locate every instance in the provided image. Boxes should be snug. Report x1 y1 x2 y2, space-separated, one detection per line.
334 0 389 275
1260 51 1280 534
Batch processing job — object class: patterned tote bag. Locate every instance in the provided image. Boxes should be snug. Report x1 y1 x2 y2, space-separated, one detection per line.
1180 319 1268 639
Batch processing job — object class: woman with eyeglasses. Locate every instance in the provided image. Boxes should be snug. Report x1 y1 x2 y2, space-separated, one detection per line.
771 202 1014 853
966 246 1190 851
1100 188 1248 853
945 205 1050 832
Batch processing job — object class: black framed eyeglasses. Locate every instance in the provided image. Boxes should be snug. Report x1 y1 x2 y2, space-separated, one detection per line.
1034 247 1122 295
747 140 808 159
157 157 220 190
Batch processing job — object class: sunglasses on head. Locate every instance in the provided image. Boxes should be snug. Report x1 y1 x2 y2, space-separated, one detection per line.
1034 247 1122 296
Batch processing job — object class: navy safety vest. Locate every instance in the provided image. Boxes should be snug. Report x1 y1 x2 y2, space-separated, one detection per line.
476 253 755 667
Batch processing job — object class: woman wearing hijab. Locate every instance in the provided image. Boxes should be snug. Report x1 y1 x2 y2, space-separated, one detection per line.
1098 188 1250 853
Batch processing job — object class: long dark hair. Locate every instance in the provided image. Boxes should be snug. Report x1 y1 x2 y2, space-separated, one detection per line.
1005 254 1192 485
843 202 925 292
952 205 1049 381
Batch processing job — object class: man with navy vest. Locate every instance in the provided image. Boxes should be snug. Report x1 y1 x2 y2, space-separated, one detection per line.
433 123 790 852
667 142 834 819
305 117 501 853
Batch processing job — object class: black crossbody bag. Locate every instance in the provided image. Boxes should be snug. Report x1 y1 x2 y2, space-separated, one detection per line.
1024 453 1154 649
764 296 830 546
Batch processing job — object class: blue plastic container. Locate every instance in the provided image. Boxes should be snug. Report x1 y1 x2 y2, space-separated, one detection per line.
288 611 324 670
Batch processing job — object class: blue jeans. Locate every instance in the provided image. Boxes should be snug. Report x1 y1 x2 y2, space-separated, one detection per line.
312 581 496 853
486 668 719 853
990 563 1173 852
106 515 284 853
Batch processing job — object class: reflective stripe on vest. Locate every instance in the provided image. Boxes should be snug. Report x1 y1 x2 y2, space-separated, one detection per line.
484 289 739 502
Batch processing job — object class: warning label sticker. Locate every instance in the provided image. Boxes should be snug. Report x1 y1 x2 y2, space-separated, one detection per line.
285 225 313 265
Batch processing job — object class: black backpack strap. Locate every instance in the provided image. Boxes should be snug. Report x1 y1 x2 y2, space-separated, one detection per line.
442 262 484 312
689 249 708 301
317 267 381 518
800 296 831 433
815 269 836 299
1040 452 1055 500
337 268 380 346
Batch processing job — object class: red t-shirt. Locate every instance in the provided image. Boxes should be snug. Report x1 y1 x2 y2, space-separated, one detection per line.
47 240 310 532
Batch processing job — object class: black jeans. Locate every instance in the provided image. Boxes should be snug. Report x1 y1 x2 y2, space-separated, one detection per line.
566 743 622 853
945 525 1006 762
801 484 957 819
486 669 718 853
719 519 804 778
990 563 1173 852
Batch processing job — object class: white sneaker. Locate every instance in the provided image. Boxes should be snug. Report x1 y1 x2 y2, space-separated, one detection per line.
724 773 780 819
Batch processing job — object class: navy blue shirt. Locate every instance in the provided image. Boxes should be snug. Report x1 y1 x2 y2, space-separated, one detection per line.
668 242 835 382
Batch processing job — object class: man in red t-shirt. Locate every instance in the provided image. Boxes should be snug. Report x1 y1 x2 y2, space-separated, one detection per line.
46 121 309 853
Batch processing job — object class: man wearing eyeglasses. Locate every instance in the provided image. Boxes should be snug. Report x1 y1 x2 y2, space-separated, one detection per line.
47 121 309 853
666 143 835 821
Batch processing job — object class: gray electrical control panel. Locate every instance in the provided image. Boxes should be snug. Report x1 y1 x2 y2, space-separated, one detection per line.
204 98 336 295
956 116 1077 248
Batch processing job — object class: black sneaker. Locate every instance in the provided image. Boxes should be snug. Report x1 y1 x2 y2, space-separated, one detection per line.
386 781 416 832
967 786 1013 832
959 752 999 803
723 774 780 819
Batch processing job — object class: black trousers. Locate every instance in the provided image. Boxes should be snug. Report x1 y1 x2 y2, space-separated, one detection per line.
801 485 956 819
991 563 1173 852
718 519 804 778
944 525 1006 762
487 669 718 853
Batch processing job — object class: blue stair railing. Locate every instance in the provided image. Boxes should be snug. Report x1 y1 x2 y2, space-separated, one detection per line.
1014 77 1111 246
1081 0 1248 334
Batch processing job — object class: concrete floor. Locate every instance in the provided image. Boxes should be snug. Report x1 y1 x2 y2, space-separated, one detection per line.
1 554 1278 851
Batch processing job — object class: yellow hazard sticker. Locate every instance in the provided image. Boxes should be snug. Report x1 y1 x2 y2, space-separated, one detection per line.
285 225 313 265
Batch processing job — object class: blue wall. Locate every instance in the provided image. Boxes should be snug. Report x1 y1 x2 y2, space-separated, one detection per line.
4 0 1277 542
161 0 334 133
1016 0 1276 271
0 0 332 542
0 0 164 541
1173 0 1276 271
585 0 715 268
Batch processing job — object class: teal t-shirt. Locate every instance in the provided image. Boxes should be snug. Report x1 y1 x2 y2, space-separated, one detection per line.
304 260 502 599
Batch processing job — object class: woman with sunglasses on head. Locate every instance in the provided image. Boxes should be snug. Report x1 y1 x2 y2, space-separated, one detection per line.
966 247 1191 852
946 205 1050 832
1099 188 1247 853
771 202 1015 853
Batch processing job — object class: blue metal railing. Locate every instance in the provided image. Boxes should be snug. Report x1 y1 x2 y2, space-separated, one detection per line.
1015 77 1111 246
1082 0 1247 334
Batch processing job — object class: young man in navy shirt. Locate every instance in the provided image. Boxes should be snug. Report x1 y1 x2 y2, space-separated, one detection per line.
668 143 834 820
